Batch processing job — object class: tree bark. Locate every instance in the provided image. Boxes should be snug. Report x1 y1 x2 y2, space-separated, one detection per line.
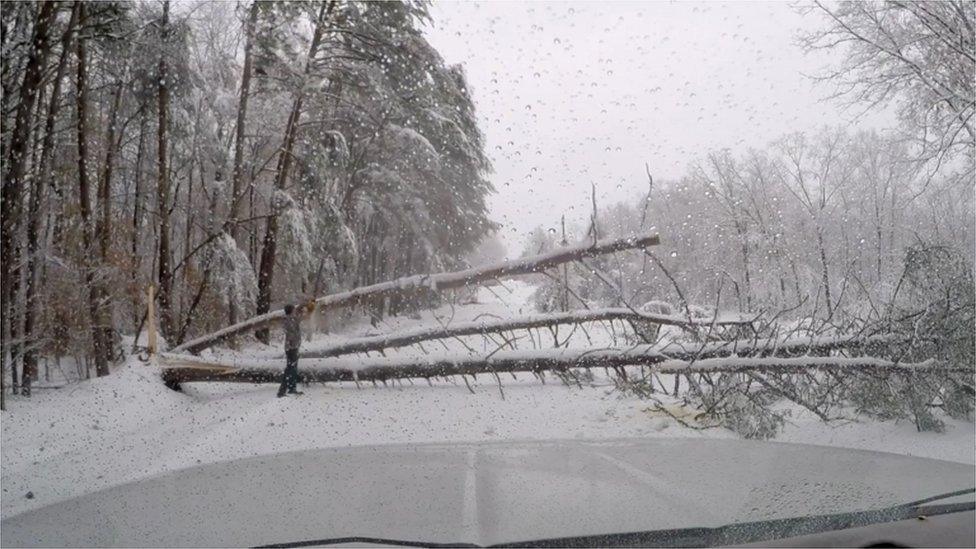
1 0 56 394
156 0 175 342
255 0 336 343
226 1 260 336
9 240 21 395
23 1 81 391
88 77 126 376
230 0 258 246
816 226 833 318
735 219 753 312
9 81 49 396
75 2 112 378
161 338 954 386
98 81 123 269
175 231 662 354
131 110 148 331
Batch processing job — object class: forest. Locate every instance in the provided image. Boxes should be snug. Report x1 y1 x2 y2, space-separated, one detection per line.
1 0 973 439
2 0 496 397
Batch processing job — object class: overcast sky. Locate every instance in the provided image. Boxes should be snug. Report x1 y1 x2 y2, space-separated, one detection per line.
423 1 895 255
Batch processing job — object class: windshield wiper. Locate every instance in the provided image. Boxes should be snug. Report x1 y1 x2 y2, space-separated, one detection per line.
255 536 478 548
254 487 975 548
494 500 975 548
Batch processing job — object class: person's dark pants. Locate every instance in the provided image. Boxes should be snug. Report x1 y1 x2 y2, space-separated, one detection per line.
278 349 300 396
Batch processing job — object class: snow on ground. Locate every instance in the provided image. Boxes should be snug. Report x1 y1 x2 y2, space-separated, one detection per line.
2 281 974 520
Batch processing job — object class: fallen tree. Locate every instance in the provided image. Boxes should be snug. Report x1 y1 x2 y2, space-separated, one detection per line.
160 333 934 385
292 307 756 359
160 350 961 386
174 232 661 354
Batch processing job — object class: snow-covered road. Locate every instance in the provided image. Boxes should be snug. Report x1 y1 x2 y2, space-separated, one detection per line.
3 282 973 520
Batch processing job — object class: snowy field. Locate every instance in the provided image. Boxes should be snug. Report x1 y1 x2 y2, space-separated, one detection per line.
2 281 973 520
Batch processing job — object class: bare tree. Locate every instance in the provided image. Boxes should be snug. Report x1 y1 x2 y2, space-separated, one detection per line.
692 152 757 311
775 130 854 319
803 1 975 166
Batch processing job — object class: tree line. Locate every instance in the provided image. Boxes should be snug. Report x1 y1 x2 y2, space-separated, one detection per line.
523 127 974 318
525 0 974 325
1 0 496 396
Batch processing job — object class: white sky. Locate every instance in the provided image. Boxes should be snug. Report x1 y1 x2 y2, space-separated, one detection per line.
423 1 895 255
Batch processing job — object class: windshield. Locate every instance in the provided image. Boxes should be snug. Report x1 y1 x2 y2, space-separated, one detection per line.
1 0 973 547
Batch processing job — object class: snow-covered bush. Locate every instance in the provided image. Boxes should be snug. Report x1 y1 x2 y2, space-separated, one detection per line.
710 390 787 440
619 373 787 439
530 277 587 313
841 244 976 430
205 233 258 313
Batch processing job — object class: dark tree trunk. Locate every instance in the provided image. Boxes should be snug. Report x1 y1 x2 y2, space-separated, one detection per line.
735 219 753 312
75 2 112 378
23 2 80 392
227 1 260 335
816 227 833 318
1 0 56 397
230 0 258 245
9 255 20 395
255 0 336 344
88 78 126 376
156 0 175 342
131 110 147 331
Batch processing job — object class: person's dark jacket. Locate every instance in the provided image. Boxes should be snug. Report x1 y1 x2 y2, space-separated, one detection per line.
284 309 302 351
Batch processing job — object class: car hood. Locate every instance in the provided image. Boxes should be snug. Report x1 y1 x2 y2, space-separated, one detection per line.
2 437 973 547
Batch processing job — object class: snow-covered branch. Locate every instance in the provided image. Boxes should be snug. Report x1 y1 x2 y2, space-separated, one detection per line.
294 307 754 359
173 231 661 354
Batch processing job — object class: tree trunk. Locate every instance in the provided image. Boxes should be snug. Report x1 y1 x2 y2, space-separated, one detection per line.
176 180 222 345
98 81 123 272
89 78 126 377
230 0 258 246
1 0 56 391
75 2 112 378
156 0 175 342
9 268 20 395
735 219 753 311
816 226 833 318
255 0 336 343
249 183 258 270
161 338 949 386
9 91 48 396
23 2 80 391
131 110 148 331
226 1 260 336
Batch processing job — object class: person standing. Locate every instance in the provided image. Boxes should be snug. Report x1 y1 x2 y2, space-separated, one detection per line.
278 300 314 398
